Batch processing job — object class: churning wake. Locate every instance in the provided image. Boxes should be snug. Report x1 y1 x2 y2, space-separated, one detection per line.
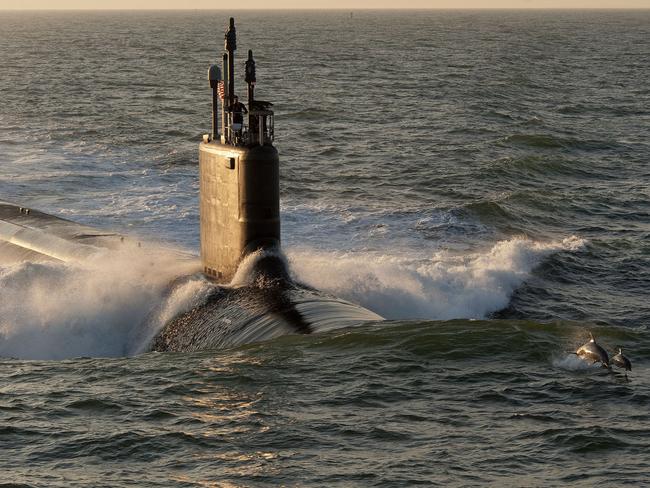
0 235 584 360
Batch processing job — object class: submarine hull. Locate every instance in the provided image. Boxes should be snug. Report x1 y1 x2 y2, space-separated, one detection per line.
149 252 382 352
149 279 382 352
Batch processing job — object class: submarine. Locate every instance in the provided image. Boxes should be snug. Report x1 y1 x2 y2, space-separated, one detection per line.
0 18 382 353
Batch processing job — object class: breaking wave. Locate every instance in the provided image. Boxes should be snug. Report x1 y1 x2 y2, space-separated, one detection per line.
0 246 202 360
288 236 586 320
0 235 585 360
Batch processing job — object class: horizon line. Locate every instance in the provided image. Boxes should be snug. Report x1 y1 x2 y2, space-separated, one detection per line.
2 7 650 10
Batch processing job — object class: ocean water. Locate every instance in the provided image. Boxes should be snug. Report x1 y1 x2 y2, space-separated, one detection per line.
1 9 649 486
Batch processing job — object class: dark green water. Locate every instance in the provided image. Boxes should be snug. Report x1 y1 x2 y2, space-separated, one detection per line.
2 321 649 486
0 10 649 486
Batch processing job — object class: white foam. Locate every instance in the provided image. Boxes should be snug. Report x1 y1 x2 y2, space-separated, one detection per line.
0 234 585 359
553 354 603 371
287 236 585 320
128 274 214 355
0 246 201 360
230 247 289 287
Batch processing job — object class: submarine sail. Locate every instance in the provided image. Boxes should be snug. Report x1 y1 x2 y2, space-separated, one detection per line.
149 18 382 351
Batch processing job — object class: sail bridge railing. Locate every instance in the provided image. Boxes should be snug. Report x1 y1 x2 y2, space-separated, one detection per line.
225 110 274 147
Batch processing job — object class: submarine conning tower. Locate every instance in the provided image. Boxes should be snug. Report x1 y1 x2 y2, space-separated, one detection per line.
200 17 279 282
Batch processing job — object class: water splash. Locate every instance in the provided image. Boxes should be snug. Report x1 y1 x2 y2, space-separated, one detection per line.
288 236 586 320
0 235 585 360
0 245 201 360
552 354 605 371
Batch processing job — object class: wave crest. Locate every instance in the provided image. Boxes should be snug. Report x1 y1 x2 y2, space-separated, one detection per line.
288 236 586 320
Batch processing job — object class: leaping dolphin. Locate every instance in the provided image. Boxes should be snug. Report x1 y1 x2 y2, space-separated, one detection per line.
576 332 610 368
611 347 632 375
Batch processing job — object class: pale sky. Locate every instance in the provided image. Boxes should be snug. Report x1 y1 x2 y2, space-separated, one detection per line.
1 0 649 8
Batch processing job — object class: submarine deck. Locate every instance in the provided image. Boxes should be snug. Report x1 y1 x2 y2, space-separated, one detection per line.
0 201 128 263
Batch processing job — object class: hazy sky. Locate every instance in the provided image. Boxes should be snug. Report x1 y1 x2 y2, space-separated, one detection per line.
2 1 649 9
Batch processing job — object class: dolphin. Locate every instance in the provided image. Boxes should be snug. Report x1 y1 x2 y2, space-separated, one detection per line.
611 347 632 373
576 332 610 368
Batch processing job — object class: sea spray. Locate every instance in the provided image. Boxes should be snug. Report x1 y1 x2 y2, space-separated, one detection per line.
552 353 604 371
230 247 291 287
288 236 586 320
129 274 213 355
0 245 201 360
